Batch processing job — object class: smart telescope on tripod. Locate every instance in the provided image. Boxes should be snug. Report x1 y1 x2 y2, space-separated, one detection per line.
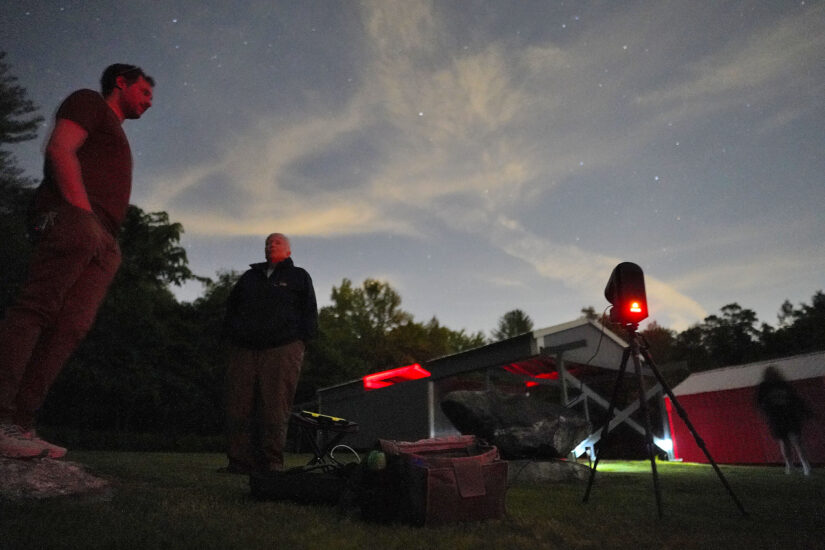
584 262 747 518
604 261 648 326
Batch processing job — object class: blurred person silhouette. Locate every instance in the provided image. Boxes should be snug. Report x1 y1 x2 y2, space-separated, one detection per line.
755 365 812 476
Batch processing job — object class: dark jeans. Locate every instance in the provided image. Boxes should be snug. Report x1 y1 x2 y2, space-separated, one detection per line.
0 204 120 428
225 340 305 472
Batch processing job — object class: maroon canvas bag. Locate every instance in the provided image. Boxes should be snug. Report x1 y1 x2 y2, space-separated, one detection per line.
379 435 508 525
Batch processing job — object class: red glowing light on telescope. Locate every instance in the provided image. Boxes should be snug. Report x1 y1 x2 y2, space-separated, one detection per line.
363 363 431 390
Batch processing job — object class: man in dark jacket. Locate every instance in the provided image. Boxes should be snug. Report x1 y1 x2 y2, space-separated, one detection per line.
220 233 318 473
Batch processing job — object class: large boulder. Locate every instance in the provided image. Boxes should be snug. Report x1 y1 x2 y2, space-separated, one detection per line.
440 390 591 459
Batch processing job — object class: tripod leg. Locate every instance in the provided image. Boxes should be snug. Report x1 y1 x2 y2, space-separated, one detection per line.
631 344 663 518
583 347 631 503
640 347 747 516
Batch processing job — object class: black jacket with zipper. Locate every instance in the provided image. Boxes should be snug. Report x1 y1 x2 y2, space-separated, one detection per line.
223 257 318 349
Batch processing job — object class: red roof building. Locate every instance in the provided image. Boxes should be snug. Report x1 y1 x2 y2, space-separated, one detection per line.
668 351 825 464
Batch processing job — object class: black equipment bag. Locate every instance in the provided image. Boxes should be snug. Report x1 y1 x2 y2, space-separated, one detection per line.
249 463 357 506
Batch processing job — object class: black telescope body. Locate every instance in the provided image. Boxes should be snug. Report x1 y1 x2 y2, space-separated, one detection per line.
604 262 648 324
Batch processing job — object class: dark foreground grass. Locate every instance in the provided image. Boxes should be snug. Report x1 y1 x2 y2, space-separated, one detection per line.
1 452 823 550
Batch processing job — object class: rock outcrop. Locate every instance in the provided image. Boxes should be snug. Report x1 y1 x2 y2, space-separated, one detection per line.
441 390 591 459
0 457 112 501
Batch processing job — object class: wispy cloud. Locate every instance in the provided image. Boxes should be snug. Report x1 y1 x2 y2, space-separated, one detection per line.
635 4 824 130
138 0 821 330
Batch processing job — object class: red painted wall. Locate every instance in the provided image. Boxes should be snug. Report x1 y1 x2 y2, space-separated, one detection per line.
668 377 825 464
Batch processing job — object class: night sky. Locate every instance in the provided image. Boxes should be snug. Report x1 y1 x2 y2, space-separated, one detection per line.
3 1 823 335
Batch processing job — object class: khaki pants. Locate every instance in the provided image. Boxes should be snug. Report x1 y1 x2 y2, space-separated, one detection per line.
0 204 120 428
225 340 305 472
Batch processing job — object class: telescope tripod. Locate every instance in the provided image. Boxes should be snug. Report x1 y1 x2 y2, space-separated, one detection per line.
582 324 747 518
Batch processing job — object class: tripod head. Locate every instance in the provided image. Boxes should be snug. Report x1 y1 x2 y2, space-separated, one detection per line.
620 322 640 334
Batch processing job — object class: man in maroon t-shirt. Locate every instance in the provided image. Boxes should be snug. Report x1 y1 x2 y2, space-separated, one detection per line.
0 64 154 459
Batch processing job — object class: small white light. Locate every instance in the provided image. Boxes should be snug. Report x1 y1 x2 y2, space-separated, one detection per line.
654 437 673 452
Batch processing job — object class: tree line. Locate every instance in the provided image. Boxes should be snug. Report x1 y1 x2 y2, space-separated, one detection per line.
2 53 823 438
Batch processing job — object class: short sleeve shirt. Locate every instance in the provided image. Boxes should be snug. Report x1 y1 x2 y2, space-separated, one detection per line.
37 89 132 235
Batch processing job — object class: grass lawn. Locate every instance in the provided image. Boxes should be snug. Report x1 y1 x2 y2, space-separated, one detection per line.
1 452 822 550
